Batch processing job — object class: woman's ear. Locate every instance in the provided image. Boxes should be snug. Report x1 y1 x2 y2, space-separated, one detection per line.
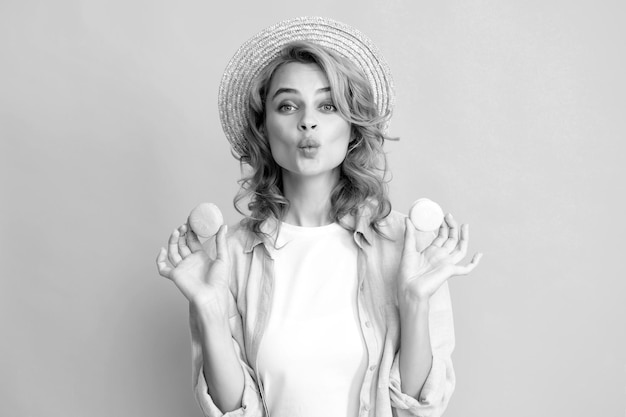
257 115 267 137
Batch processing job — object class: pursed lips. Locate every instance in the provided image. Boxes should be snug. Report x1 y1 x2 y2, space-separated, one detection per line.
297 138 320 149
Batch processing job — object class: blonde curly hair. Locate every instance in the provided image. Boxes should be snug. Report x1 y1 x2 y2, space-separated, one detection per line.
233 41 394 237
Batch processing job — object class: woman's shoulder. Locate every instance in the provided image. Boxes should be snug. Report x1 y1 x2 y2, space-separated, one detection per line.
358 199 406 228
225 220 251 241
383 209 408 226
224 220 261 252
359 208 407 246
224 218 280 254
377 209 407 234
384 210 408 246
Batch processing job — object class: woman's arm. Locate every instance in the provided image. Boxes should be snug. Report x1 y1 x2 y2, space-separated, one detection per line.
192 298 245 413
397 215 482 401
398 298 432 400
157 224 247 414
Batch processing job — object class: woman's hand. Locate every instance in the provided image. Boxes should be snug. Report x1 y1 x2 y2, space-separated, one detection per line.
156 224 231 314
398 214 482 304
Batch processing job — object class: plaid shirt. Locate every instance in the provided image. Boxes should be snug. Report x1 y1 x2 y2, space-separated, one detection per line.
189 208 455 417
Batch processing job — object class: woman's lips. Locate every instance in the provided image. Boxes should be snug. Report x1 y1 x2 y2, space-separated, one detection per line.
298 138 320 157
298 138 320 148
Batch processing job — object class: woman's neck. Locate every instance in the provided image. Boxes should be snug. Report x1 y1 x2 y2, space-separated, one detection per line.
281 169 340 227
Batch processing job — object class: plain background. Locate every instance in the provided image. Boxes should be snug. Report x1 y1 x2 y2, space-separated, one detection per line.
2 1 624 416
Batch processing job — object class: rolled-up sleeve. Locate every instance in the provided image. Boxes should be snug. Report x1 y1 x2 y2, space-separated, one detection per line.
189 300 264 417
389 282 456 417
389 354 455 417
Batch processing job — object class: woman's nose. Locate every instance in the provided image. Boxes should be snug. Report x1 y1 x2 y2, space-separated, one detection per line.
298 109 318 131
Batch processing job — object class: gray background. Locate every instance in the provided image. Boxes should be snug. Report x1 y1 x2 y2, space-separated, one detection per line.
2 0 624 416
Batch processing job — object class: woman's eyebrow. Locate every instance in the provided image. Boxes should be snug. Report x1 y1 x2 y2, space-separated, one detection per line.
271 86 331 101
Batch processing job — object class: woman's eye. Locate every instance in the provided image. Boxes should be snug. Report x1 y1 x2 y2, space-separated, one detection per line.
321 103 337 112
279 104 296 112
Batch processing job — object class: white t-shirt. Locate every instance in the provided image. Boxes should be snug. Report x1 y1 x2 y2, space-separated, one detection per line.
256 221 367 417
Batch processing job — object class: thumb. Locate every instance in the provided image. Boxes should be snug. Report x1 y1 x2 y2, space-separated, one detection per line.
402 217 417 258
215 224 230 263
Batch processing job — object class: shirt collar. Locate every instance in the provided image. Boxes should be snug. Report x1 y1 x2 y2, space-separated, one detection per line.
243 204 375 256
341 206 374 248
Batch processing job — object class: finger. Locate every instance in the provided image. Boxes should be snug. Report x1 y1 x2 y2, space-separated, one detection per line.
451 224 469 262
442 214 459 251
431 220 449 247
186 225 204 252
178 224 192 258
168 228 183 266
452 252 483 276
156 247 173 278
215 224 230 262
402 217 417 256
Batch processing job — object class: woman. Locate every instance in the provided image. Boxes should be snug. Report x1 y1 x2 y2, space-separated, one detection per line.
156 17 481 417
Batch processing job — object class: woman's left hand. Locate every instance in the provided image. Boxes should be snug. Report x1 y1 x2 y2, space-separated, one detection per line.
398 214 483 303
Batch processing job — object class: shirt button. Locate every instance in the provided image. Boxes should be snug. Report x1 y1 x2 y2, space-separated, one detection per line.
365 321 371 328
369 364 376 371
364 404 370 411
360 283 364 291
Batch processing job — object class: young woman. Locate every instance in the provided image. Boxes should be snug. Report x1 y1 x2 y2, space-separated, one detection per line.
156 17 482 417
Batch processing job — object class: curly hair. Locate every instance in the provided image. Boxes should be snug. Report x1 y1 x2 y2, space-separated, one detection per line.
233 41 394 237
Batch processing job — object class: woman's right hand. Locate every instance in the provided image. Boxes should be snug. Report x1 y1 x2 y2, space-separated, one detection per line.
156 224 230 316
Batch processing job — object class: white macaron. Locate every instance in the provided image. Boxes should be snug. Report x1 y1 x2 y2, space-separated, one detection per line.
409 198 444 232
188 203 224 238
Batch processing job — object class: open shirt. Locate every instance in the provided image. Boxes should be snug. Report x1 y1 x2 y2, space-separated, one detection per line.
189 208 456 417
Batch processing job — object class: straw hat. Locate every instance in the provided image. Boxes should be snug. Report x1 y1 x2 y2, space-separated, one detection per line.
218 16 394 157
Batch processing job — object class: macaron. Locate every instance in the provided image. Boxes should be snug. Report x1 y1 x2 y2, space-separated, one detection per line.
187 203 224 238
409 198 444 232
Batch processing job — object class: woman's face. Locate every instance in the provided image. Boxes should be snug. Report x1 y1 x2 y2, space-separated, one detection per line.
264 62 351 180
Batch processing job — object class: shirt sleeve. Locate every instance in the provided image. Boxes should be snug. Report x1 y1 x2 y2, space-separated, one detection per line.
388 281 456 417
189 297 265 417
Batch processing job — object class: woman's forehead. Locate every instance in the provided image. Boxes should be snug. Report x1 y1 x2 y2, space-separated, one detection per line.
268 62 330 95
